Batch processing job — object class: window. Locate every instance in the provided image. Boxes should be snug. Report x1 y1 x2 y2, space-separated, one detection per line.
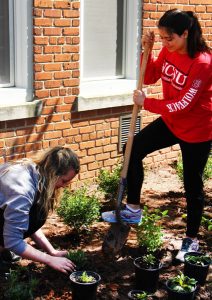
78 0 141 111
82 0 125 80
0 0 14 87
0 0 42 121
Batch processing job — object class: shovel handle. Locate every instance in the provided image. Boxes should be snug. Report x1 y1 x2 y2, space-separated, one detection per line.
120 45 150 179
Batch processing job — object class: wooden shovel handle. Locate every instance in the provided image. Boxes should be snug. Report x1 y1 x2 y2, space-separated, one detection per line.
120 45 150 178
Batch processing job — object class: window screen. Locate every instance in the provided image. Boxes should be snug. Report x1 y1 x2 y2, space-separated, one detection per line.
82 0 126 80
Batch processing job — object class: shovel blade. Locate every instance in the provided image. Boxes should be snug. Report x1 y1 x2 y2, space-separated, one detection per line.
102 222 130 257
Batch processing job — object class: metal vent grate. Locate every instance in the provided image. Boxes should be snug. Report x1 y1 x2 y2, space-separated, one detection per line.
119 114 142 152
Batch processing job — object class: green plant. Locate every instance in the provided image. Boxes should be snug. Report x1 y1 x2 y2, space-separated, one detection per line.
136 206 168 253
168 271 197 293
182 214 212 231
201 215 212 231
4 266 38 300
66 250 88 269
174 155 212 182
142 253 157 267
185 254 211 266
97 163 122 200
134 291 148 299
57 187 100 232
78 271 95 283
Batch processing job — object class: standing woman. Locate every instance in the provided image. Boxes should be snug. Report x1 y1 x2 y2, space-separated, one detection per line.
0 146 80 273
102 9 211 261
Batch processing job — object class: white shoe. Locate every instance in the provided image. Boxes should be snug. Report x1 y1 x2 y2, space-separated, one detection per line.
175 238 199 262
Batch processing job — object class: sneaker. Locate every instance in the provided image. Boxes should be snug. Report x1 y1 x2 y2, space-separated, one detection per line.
1 250 21 264
102 205 142 224
175 238 199 262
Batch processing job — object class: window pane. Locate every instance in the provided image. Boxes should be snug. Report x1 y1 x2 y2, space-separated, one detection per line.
83 0 125 80
0 0 11 86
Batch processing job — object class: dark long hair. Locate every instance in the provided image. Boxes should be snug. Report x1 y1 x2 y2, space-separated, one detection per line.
158 9 210 58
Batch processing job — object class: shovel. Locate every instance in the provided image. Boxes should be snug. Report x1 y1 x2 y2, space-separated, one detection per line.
102 42 150 257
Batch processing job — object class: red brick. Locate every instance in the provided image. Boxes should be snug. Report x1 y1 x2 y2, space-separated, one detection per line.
34 0 53 8
44 46 61 53
34 36 49 45
44 80 62 88
35 90 49 98
34 54 53 63
55 54 71 62
35 72 52 80
54 19 71 27
44 28 62 36
54 71 71 79
34 18 52 26
63 10 79 18
44 63 62 71
63 28 79 36
44 9 61 18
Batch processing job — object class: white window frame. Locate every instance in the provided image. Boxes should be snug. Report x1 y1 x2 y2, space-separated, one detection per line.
0 0 42 121
78 0 142 111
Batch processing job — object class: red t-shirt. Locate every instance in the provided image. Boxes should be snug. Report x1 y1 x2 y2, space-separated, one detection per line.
143 47 212 142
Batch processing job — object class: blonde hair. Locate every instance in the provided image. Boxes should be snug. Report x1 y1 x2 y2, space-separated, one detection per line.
34 147 80 215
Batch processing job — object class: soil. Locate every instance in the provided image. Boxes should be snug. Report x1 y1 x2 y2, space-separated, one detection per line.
0 165 211 299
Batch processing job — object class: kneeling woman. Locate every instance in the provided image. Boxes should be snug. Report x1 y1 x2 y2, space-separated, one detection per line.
0 146 80 274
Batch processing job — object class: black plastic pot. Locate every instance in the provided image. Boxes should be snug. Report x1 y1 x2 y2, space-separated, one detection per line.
69 271 101 300
166 280 197 300
133 257 162 293
184 252 211 286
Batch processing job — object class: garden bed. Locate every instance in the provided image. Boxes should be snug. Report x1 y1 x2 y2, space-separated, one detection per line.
0 165 211 299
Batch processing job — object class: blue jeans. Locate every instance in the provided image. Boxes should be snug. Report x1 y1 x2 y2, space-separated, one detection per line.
126 117 211 238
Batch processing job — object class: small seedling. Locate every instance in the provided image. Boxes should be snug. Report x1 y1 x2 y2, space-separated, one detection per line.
134 291 148 299
78 271 95 283
142 254 157 267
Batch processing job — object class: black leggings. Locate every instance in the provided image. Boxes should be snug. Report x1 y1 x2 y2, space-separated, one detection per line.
127 117 211 238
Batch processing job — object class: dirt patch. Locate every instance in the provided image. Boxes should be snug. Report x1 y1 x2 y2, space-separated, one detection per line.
0 165 211 299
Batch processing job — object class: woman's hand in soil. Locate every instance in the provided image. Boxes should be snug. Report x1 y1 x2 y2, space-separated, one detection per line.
48 256 76 274
133 89 146 106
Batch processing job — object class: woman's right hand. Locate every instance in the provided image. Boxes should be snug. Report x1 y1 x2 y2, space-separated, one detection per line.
47 256 76 274
142 31 155 51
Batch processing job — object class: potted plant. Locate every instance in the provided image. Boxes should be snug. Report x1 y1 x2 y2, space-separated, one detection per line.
69 270 101 300
128 289 154 299
166 271 197 300
134 206 168 293
184 252 211 286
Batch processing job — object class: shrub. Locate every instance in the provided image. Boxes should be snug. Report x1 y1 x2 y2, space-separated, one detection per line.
97 163 122 200
57 187 101 232
174 155 212 182
4 266 38 300
136 206 168 254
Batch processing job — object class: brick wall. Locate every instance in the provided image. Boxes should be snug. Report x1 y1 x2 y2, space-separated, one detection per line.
0 0 211 182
